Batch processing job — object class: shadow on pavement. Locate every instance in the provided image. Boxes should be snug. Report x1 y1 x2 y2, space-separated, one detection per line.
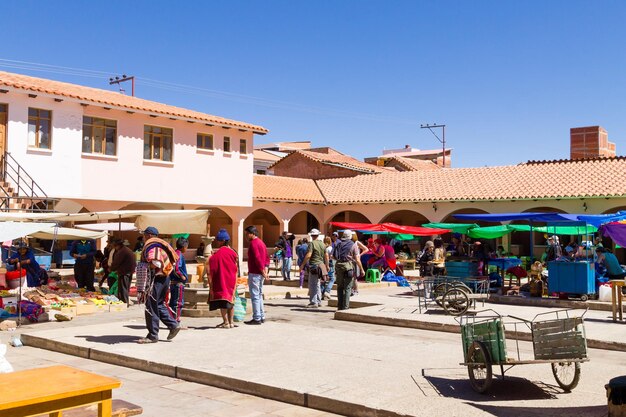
75 335 140 344
291 308 335 313
424 375 558 402
467 403 606 417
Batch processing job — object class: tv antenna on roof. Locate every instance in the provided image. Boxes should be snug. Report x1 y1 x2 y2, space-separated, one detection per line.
109 74 135 96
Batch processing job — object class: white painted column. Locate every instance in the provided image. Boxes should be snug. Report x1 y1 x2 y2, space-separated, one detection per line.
234 218 245 266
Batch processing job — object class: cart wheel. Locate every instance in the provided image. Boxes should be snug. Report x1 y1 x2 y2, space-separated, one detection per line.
442 288 470 316
467 340 493 393
433 283 449 307
580 294 588 302
551 361 581 392
451 281 472 293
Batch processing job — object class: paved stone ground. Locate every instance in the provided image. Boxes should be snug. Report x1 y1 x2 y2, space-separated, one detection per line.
3 343 342 417
2 286 621 417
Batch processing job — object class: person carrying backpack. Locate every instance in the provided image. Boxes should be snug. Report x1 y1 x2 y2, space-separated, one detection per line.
332 230 363 311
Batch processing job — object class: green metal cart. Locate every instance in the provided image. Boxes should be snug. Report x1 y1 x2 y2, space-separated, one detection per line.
457 309 589 393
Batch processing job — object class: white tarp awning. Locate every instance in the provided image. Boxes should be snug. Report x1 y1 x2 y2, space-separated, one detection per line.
75 222 138 232
0 210 210 235
28 227 107 240
0 222 57 242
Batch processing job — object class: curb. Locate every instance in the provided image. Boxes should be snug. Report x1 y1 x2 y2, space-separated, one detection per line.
20 333 411 417
487 295 622 312
334 311 626 353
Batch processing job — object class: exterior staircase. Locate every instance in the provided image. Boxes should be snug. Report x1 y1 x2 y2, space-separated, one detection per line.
0 152 56 212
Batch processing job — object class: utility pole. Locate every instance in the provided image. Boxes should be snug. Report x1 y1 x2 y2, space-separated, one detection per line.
420 123 446 167
109 75 135 96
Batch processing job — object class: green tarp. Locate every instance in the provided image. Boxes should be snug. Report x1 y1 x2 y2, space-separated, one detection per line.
423 223 597 238
467 225 514 239
422 223 478 234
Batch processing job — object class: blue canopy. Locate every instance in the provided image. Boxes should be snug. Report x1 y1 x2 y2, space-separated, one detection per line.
577 211 626 228
453 212 580 223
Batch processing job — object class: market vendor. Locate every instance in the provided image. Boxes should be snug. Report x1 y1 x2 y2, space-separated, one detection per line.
8 243 46 287
596 247 626 280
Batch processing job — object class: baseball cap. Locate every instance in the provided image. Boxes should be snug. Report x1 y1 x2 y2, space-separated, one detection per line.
143 226 159 236
309 228 320 235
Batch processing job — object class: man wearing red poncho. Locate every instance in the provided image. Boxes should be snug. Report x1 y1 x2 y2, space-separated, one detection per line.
207 229 239 328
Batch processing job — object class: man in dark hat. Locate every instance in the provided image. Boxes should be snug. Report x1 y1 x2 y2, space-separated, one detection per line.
109 238 136 304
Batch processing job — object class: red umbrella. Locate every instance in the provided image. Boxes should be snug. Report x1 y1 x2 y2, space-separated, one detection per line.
329 221 450 236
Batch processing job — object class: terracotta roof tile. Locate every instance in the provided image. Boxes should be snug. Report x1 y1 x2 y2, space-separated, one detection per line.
269 149 385 173
0 71 268 134
388 156 441 171
315 157 626 204
253 175 325 203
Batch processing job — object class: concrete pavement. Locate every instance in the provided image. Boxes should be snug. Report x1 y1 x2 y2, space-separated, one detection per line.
5 291 622 417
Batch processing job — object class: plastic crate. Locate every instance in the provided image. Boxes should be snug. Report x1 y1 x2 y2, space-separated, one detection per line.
461 318 507 363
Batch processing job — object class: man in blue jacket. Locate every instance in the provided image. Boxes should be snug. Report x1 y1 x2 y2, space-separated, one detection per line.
70 239 96 291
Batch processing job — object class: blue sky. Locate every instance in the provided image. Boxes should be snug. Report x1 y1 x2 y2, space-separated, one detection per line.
2 0 626 167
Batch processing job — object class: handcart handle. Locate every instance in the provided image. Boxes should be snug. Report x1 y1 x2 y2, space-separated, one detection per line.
507 315 532 323
531 307 588 322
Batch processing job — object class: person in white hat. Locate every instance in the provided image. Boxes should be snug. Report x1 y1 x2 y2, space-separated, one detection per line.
299 228 328 308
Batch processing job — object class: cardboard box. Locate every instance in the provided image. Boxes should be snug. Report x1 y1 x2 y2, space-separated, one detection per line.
51 306 77 318
109 303 127 312
75 302 95 316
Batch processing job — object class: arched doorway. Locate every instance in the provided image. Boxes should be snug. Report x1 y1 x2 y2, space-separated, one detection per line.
289 211 320 235
441 208 492 226
510 207 569 259
244 209 281 248
380 210 429 227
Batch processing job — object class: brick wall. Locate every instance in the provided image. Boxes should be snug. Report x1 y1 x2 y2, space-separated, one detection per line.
571 126 616 159
272 153 365 179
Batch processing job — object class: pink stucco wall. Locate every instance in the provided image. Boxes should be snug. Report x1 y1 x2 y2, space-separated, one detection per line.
2 89 255 207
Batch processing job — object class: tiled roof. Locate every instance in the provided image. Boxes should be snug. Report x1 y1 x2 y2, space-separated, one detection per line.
253 175 325 203
0 71 268 134
314 157 626 204
269 149 385 173
253 149 282 162
388 156 441 171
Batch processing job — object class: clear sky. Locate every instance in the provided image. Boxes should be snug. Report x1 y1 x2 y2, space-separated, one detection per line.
2 0 625 167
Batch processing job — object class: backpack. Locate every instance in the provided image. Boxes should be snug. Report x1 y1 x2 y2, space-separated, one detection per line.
333 240 354 262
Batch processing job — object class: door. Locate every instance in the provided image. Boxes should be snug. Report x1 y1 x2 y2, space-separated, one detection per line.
0 103 6 157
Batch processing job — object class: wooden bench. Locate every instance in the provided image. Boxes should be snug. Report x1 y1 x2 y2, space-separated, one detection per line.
0 365 121 417
398 259 417 270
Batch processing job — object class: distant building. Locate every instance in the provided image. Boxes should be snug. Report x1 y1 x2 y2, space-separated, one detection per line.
365 144 452 168
268 147 386 180
253 141 311 175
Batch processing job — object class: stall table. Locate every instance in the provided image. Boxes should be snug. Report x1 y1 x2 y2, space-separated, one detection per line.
610 280 626 322
0 365 121 417
487 257 522 286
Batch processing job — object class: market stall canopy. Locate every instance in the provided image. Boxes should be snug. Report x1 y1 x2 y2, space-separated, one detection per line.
600 221 626 248
0 222 56 242
357 231 417 240
467 225 515 239
453 212 580 223
578 211 626 228
422 223 478 234
28 227 107 240
75 222 138 232
0 210 209 235
329 221 450 236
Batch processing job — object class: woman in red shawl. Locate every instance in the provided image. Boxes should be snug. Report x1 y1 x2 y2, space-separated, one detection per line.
207 229 239 328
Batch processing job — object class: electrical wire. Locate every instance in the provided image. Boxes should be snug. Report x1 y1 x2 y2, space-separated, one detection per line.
0 58 420 126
